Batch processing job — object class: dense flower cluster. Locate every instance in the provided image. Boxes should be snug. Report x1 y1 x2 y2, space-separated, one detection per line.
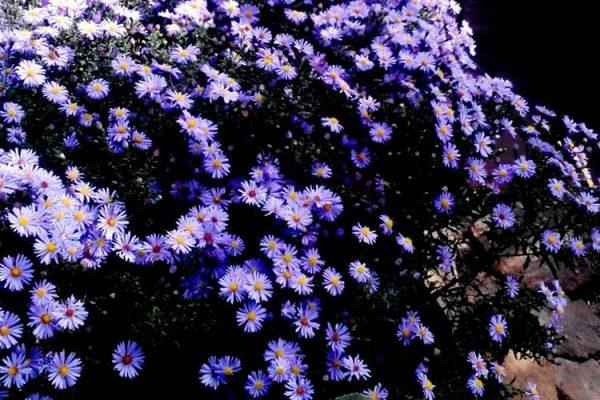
0 0 598 399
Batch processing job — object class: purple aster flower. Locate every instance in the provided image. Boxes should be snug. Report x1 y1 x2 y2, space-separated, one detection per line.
466 157 487 184
396 233 415 253
434 191 455 214
47 351 82 389
85 78 110 99
513 156 536 178
505 276 520 298
0 312 23 350
491 361 507 383
351 148 371 168
284 377 314 400
467 352 488 377
113 340 144 379
343 355 371 381
0 349 31 388
547 179 566 199
245 370 271 398
418 372 435 400
542 230 562 253
326 323 351 352
489 314 507 342
492 203 516 229
236 301 267 333
442 142 460 169
0 254 34 291
467 375 485 396
568 237 586 257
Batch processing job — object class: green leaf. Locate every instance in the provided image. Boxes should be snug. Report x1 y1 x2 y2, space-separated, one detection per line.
335 394 370 400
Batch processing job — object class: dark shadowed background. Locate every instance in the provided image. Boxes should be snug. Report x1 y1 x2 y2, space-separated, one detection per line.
463 0 599 130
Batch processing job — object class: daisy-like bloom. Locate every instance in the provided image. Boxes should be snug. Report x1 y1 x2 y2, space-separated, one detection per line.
113 340 145 379
505 276 520 298
312 162 332 179
1 102 25 124
0 254 34 291
591 228 600 252
323 267 344 296
418 372 435 400
434 120 453 142
30 280 58 306
218 269 246 304
413 323 435 344
474 132 493 157
8 206 42 237
467 352 488 377
491 361 507 383
204 154 231 179
466 157 487 184
379 215 394 235
245 370 271 398
442 142 460 169
236 301 267 333
199 356 223 389
165 229 195 254
489 314 507 342
326 350 347 381
525 381 541 400
301 248 324 274
16 60 46 87
282 203 313 231
492 203 516 229
547 178 566 199
41 81 69 104
170 45 199 64
53 295 88 331
542 230 562 253
467 374 485 396
321 116 343 133
28 303 57 339
268 358 290 383
396 318 415 345
284 377 314 400
0 312 23 349
47 351 82 389
351 148 371 168
85 78 110 100
352 223 378 244
349 261 371 283
568 237 587 257
326 323 351 352
578 192 599 214
364 383 389 400
97 203 128 240
513 156 536 179
343 355 371 381
239 180 267 206
396 233 415 253
370 122 392 143
111 54 138 76
433 191 454 214
0 349 31 388
244 272 273 303
492 163 514 185
290 273 314 295
216 356 242 379
294 306 320 339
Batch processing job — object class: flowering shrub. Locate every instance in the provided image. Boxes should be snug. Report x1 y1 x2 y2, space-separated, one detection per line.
0 0 598 399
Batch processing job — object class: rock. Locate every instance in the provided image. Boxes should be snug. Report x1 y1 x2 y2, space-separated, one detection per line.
557 266 595 294
505 351 557 400
555 358 600 400
522 262 552 290
465 272 498 303
557 300 600 360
